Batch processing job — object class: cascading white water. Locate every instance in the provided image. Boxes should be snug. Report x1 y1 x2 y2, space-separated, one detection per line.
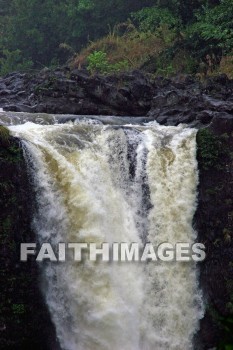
9 117 203 350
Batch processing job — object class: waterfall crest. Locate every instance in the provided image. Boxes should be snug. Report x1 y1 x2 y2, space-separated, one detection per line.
9 118 203 350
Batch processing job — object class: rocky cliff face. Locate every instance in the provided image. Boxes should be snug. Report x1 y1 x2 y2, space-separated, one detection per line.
1 68 233 127
195 117 233 349
0 69 233 349
0 130 60 350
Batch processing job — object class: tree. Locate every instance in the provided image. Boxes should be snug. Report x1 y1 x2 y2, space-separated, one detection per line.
2 0 69 66
0 0 156 69
185 0 233 62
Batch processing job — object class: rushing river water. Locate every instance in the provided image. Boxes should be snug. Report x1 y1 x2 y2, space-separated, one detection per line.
2 111 203 350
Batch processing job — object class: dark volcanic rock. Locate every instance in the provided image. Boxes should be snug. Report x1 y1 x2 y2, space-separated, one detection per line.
0 132 60 350
1 68 233 124
0 68 154 116
195 119 233 349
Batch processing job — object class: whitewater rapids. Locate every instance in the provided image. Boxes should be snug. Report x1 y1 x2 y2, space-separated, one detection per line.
8 116 203 350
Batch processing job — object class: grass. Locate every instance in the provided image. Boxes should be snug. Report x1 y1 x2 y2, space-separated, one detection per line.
70 20 233 78
219 56 233 79
71 21 170 72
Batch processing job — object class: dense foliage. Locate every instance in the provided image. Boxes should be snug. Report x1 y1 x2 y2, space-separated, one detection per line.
0 0 233 76
186 0 233 58
0 0 154 72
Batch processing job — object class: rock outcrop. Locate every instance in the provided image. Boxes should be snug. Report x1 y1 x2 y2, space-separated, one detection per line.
0 130 60 350
195 117 233 349
1 68 233 128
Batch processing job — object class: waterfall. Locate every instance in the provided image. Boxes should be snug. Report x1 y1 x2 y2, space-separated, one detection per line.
8 116 203 350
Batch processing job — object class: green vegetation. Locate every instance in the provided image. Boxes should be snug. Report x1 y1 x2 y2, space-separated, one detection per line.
0 0 154 73
73 0 233 76
87 50 128 74
197 128 226 170
0 0 233 76
0 125 10 142
131 6 180 33
216 312 233 349
72 21 166 73
0 49 33 76
12 303 26 315
197 128 230 171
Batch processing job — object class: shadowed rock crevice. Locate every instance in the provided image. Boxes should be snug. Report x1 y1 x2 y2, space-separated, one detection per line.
0 132 60 350
195 117 233 349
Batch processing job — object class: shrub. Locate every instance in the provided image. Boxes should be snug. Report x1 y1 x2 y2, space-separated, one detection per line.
87 50 128 74
87 51 110 74
0 49 33 76
197 129 224 170
185 0 233 63
131 6 180 33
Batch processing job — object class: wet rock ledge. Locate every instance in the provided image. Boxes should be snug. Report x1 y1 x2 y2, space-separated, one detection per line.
0 68 233 128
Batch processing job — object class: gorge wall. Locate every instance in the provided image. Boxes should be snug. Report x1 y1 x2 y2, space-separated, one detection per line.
0 130 60 350
196 116 233 349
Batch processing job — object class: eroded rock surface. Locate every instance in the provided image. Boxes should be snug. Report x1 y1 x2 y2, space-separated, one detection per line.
1 69 233 127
